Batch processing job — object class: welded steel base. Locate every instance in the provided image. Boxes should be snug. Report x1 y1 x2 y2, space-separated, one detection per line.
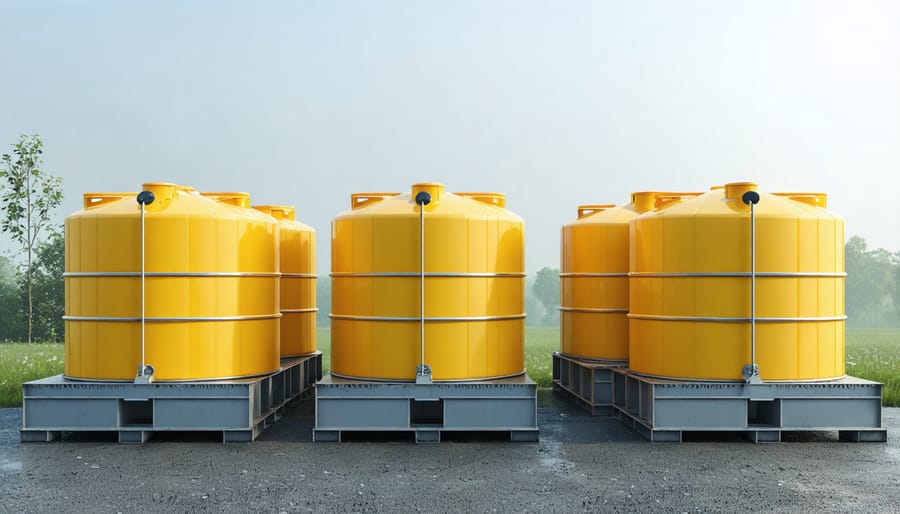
552 352 625 415
313 373 539 442
612 368 887 442
21 353 322 443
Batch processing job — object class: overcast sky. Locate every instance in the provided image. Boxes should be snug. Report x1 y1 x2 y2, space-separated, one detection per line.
1 0 898 273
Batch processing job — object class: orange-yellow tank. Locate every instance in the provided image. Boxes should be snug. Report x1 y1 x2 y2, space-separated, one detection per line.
559 192 657 361
330 183 525 381
254 205 317 357
64 183 280 381
628 181 845 381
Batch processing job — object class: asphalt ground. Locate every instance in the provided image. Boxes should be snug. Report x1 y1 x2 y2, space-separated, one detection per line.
1 391 898 513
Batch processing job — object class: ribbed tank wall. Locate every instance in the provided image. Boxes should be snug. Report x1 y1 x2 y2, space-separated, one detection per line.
64 183 280 381
628 182 845 381
330 183 525 381
254 205 317 357
559 192 657 361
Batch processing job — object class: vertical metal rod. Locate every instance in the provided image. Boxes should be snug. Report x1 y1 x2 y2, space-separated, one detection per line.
419 200 425 374
140 201 147 374
750 201 757 371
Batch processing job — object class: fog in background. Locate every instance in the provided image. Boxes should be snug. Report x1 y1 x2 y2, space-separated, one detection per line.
2 0 898 274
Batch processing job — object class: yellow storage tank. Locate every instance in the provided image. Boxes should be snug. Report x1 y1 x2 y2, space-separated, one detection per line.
64 183 280 381
331 183 525 381
628 181 845 381
254 205 317 357
559 192 658 361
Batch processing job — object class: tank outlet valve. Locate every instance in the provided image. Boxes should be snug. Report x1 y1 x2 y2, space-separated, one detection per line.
742 364 761 384
136 190 156 206
415 191 432 206
134 364 155 384
416 364 432 384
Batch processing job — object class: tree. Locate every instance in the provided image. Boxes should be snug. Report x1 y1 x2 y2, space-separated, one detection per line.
1 134 63 343
0 255 25 341
845 236 895 326
532 267 560 325
29 232 65 341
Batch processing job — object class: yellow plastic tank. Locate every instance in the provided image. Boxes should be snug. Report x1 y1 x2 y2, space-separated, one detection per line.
559 192 658 361
253 205 317 357
331 182 525 381
64 183 280 381
628 182 845 381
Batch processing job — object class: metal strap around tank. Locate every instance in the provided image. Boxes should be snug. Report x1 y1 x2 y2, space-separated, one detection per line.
63 313 282 322
280 308 319 313
64 271 280 277
627 271 846 277
329 271 525 278
559 307 628 313
329 313 527 322
559 272 628 278
627 314 847 322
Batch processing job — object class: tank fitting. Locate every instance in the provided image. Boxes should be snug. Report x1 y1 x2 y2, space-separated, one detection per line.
741 190 762 384
135 190 156 384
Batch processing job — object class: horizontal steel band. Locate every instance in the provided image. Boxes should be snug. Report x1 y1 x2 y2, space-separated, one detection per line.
330 272 525 278
628 271 847 278
559 272 628 278
64 271 279 278
329 313 527 322
627 314 847 322
280 273 318 279
559 307 629 314
280 308 319 314
63 314 281 322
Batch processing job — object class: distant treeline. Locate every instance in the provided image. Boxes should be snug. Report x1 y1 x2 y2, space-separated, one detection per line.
1 234 898 342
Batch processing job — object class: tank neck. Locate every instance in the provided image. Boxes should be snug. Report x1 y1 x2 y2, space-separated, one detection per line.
630 192 657 213
141 182 178 203
724 182 758 201
412 183 445 204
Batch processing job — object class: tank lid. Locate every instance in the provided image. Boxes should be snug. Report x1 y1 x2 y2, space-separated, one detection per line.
141 182 180 204
412 183 444 205
772 192 827 208
351 192 400 210
83 192 134 209
456 192 506 208
724 182 758 202
630 192 657 213
577 204 615 219
201 192 251 208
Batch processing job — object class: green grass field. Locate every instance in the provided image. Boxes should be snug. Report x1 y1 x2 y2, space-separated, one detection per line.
1 328 898 407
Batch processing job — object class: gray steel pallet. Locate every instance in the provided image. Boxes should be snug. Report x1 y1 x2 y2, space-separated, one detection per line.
611 368 887 443
21 353 322 443
552 352 625 415
313 373 539 443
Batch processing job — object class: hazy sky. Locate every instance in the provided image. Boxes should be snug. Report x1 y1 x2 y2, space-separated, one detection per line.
2 0 898 273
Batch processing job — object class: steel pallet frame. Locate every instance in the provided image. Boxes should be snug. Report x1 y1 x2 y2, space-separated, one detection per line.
313 374 539 443
552 352 625 415
21 353 322 443
612 368 886 442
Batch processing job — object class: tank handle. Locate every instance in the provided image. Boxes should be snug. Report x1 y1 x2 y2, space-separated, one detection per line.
577 204 615 219
772 192 827 208
654 192 702 209
83 193 132 209
456 192 506 208
351 193 400 210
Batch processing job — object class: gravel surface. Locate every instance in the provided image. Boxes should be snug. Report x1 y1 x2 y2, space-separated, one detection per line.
1 391 898 513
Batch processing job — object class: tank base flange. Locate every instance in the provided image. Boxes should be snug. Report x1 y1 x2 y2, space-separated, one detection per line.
612 368 887 443
552 352 626 416
313 373 538 443
20 353 323 443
